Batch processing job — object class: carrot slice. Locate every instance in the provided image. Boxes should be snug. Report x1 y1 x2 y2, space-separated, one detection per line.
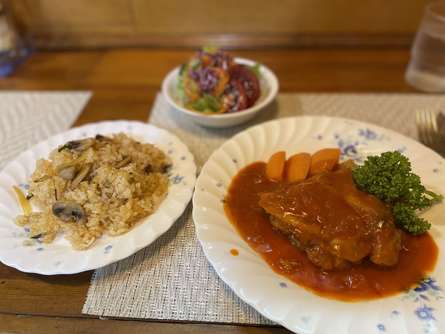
266 151 286 181
309 148 341 175
285 152 311 183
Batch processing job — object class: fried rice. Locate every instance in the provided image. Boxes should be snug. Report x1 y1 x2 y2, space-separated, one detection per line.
15 133 170 250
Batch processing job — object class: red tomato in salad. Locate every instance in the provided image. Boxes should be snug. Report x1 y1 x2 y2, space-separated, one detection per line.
228 64 260 107
222 80 248 112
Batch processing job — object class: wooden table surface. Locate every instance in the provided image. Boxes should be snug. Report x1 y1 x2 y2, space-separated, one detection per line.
0 47 417 334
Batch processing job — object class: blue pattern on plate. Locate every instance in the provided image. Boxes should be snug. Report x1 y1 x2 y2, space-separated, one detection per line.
171 175 184 184
333 127 395 162
335 135 362 161
19 183 30 190
364 271 445 332
391 310 400 317
104 245 113 254
358 128 378 140
415 305 436 321
397 277 444 333
403 278 443 304
415 278 441 293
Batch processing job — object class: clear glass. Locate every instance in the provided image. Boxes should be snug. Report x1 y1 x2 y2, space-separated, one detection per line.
405 1 445 93
0 1 30 77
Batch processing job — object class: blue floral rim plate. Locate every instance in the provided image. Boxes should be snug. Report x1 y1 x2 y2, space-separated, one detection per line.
193 116 445 334
0 120 196 274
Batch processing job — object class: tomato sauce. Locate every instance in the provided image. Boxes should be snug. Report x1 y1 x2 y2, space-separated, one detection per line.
224 162 438 301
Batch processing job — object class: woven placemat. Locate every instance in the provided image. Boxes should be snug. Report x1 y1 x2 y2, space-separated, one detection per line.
83 93 445 324
0 91 91 169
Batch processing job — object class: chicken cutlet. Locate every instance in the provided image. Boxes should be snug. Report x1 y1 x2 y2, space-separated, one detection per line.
259 164 402 270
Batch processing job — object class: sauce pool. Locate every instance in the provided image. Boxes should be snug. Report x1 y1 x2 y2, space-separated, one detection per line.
224 162 438 301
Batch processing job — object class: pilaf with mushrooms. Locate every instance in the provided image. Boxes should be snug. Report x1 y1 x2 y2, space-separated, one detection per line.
14 133 170 250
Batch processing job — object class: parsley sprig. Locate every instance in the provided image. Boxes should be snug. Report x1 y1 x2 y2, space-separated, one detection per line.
352 151 442 235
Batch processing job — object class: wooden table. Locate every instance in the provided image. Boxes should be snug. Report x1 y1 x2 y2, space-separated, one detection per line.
0 48 416 334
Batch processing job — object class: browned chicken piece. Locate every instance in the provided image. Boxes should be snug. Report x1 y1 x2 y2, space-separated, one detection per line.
259 164 402 270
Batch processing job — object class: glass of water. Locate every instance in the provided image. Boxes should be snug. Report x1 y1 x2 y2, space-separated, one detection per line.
405 1 445 92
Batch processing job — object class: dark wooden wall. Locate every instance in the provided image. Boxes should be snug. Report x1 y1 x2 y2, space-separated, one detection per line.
8 0 429 49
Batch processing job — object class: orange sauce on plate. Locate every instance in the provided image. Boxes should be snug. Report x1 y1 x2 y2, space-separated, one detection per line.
230 248 239 256
224 162 438 301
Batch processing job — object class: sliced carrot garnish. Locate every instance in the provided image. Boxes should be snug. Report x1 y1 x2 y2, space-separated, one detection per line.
285 152 311 183
266 151 286 181
310 148 341 176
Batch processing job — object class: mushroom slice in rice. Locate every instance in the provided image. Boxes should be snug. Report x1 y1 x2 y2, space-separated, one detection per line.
58 138 94 153
52 201 86 223
95 134 111 141
56 164 77 180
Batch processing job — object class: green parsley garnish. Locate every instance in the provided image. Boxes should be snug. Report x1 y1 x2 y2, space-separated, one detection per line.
352 151 442 235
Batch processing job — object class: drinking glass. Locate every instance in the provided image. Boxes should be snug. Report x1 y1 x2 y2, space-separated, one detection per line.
0 1 29 77
405 1 445 93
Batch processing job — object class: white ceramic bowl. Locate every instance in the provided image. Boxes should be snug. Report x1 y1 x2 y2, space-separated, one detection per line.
162 57 279 128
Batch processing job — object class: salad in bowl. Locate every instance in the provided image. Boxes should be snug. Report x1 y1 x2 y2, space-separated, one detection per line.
177 47 261 114
162 47 278 128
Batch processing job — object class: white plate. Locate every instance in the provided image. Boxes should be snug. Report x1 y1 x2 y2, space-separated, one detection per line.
0 121 196 275
193 116 445 334
162 57 279 128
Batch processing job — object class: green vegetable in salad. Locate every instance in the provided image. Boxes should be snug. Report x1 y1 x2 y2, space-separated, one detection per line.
176 70 186 102
202 45 218 54
179 63 187 75
190 94 221 112
189 58 201 70
352 151 442 235
177 63 199 103
250 63 261 78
